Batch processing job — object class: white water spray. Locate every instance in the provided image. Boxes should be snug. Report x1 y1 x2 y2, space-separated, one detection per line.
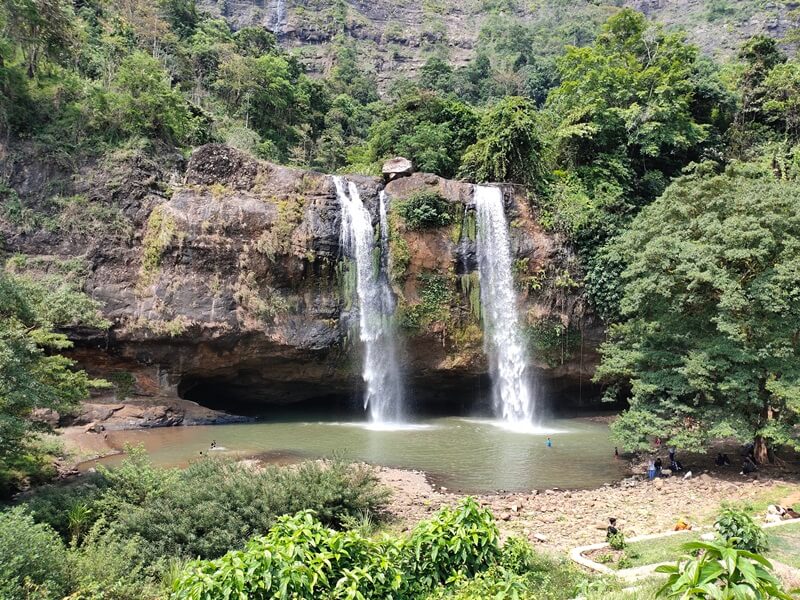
334 177 404 423
474 185 537 427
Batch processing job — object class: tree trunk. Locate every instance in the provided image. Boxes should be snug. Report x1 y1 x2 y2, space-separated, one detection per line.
754 435 770 464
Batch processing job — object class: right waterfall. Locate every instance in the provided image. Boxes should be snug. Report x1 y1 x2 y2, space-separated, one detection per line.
474 185 538 427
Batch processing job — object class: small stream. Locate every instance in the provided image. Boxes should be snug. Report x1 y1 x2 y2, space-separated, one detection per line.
81 417 628 493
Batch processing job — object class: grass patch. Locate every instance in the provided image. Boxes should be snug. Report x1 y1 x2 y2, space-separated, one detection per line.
766 522 800 569
588 530 701 570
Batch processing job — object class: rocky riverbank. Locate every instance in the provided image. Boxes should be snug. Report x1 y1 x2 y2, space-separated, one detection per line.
376 466 800 553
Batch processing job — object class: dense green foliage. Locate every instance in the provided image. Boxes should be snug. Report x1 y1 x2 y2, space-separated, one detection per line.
595 165 800 454
0 452 390 599
460 96 544 188
26 449 389 561
656 539 792 599
396 191 454 230
0 268 108 494
0 507 71 600
350 90 478 177
715 506 769 554
172 498 589 600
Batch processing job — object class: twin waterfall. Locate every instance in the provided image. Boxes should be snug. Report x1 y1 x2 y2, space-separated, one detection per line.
334 177 536 428
334 177 404 424
474 186 537 427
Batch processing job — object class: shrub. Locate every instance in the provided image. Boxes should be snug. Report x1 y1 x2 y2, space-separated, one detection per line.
24 475 107 540
172 511 404 600
656 539 792 599
608 531 626 551
109 456 389 561
0 507 70 600
403 497 500 593
428 537 588 600
397 191 454 229
714 506 768 553
68 525 165 600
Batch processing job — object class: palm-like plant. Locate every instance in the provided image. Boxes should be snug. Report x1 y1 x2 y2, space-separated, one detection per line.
656 539 794 600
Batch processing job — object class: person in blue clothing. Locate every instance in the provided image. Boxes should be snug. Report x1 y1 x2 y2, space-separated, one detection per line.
546 437 552 448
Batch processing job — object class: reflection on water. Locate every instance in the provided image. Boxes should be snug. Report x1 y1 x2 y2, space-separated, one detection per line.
84 417 628 493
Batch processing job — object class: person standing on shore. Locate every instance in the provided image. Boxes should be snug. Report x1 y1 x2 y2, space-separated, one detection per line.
546 437 552 448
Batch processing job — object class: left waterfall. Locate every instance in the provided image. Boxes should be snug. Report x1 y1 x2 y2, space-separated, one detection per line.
334 176 404 423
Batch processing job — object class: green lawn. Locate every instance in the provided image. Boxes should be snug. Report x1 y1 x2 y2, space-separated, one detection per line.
766 522 800 569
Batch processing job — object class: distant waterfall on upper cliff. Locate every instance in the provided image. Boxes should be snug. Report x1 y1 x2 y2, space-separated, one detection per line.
474 185 537 428
271 0 286 35
334 177 404 423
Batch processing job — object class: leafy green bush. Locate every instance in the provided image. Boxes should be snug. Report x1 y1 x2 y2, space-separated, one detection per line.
428 537 588 600
0 507 71 600
173 510 404 600
397 192 454 229
24 475 108 539
656 539 792 599
714 506 768 553
403 497 500 593
608 531 627 551
68 525 166 600
172 497 500 600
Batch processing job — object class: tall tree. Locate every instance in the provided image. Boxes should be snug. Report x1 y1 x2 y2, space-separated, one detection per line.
546 9 712 210
595 164 800 461
0 269 108 492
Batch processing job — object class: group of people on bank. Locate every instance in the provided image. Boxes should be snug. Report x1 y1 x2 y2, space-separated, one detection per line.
646 439 761 480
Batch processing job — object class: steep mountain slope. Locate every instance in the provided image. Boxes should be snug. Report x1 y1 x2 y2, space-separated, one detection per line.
197 0 799 89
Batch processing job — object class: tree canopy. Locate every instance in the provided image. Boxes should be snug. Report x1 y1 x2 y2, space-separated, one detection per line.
595 164 800 457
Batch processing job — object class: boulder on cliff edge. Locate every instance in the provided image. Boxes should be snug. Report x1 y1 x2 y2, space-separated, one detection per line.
382 157 414 181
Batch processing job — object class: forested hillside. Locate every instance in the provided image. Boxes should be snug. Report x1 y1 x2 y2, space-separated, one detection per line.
201 0 800 90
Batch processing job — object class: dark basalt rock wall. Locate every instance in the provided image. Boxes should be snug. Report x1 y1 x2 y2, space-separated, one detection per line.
0 143 604 417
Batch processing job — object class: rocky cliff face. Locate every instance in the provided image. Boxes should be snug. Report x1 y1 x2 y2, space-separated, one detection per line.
1 143 602 417
196 0 797 91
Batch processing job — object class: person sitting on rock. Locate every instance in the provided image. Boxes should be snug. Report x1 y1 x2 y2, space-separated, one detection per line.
606 517 619 540
715 453 727 466
670 458 684 473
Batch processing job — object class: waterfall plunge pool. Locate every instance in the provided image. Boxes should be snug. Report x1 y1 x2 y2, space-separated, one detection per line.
81 417 628 493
